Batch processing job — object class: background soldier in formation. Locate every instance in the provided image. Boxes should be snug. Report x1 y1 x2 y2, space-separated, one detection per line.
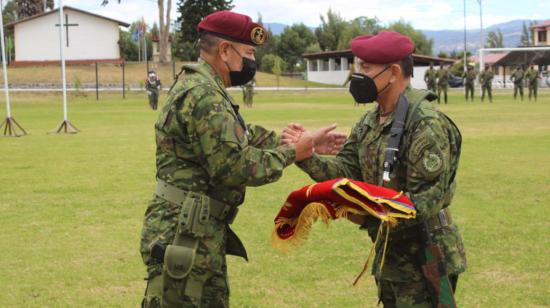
145 70 161 110
525 65 540 102
424 62 437 93
242 77 255 107
479 64 494 103
462 65 477 102
437 62 449 104
510 65 525 101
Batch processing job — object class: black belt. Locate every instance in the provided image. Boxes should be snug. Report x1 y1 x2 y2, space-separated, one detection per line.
155 179 239 224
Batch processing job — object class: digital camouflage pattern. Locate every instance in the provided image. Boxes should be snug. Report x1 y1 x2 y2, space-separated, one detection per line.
297 88 467 305
140 59 296 307
479 69 494 102
424 67 437 92
436 68 449 104
511 68 525 100
462 69 477 101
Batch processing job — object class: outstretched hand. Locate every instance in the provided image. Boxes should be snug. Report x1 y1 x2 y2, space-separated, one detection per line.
281 123 347 156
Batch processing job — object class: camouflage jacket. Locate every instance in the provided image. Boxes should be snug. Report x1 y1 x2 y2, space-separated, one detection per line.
424 68 437 84
155 59 296 207
146 78 161 92
479 70 494 87
437 68 449 86
297 89 467 282
511 69 525 84
525 68 539 85
462 70 477 85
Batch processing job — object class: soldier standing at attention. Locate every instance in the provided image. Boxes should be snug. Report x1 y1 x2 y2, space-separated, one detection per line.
241 77 255 107
479 64 494 103
511 65 525 101
146 70 161 110
437 62 449 104
462 65 476 102
525 64 540 101
139 11 346 307
424 62 437 93
286 31 467 307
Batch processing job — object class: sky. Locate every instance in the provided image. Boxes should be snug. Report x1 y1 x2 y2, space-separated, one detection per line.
31 0 550 31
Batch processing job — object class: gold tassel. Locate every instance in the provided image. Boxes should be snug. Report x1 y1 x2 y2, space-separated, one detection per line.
353 222 384 286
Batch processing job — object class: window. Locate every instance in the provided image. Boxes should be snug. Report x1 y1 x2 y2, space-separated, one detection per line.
538 30 547 43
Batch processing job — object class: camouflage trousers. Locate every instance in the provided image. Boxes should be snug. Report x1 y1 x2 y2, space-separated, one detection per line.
528 85 538 101
437 85 448 104
140 196 230 308
148 90 159 110
377 274 458 308
464 83 474 101
513 84 524 100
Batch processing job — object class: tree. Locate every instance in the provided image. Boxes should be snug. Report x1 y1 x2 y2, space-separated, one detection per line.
314 9 348 51
388 19 433 55
102 0 173 63
520 21 533 46
338 16 380 49
438 51 449 59
278 23 316 72
174 0 234 60
486 29 504 48
16 0 53 19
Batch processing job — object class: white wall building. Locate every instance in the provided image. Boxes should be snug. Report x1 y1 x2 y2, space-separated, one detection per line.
304 50 456 89
7 6 129 65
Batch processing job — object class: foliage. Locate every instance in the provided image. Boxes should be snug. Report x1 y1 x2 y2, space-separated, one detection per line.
388 19 433 55
314 9 348 51
278 24 316 72
520 21 534 46
260 53 286 73
174 0 234 60
15 0 53 19
486 29 504 48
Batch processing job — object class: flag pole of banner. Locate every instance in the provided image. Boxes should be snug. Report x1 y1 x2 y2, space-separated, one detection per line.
0 0 27 137
51 0 79 134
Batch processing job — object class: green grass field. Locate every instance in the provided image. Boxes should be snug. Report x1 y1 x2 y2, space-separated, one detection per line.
1 89 549 307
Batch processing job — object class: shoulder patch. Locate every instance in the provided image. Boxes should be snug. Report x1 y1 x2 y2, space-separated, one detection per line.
423 152 443 174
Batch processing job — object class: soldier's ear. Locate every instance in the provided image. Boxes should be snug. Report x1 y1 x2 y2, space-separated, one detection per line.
390 64 401 82
218 40 231 61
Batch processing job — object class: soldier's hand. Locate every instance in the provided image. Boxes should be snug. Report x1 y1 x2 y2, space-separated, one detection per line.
312 123 347 155
281 123 306 145
293 132 314 162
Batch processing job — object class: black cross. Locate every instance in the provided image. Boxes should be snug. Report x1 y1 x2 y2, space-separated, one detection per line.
55 14 79 47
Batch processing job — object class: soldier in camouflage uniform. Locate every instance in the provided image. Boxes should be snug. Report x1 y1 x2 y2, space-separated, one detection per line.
241 77 255 107
139 11 347 308
462 66 476 102
511 65 525 101
423 62 437 93
146 70 162 110
525 65 540 101
436 63 449 104
286 31 467 307
479 65 494 103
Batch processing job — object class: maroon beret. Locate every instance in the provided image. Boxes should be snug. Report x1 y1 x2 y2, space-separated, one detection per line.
197 11 267 46
351 31 414 64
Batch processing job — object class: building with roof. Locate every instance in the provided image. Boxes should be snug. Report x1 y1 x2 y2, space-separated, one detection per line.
532 20 550 46
6 6 129 66
303 49 456 89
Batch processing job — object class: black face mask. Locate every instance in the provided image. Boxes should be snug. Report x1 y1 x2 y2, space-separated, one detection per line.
226 45 256 86
349 66 391 104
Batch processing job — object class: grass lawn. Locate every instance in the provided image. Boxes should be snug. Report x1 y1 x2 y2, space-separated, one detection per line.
0 89 549 307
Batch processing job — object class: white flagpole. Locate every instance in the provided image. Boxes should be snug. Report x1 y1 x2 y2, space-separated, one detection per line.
58 0 68 122
51 0 78 133
0 0 11 118
0 0 26 136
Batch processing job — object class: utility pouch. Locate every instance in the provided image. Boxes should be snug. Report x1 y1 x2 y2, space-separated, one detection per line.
164 237 199 280
178 193 212 238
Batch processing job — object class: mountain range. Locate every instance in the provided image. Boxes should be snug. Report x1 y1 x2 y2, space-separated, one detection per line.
263 19 539 54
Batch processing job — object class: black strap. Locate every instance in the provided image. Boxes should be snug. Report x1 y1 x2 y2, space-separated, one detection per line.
382 94 410 182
